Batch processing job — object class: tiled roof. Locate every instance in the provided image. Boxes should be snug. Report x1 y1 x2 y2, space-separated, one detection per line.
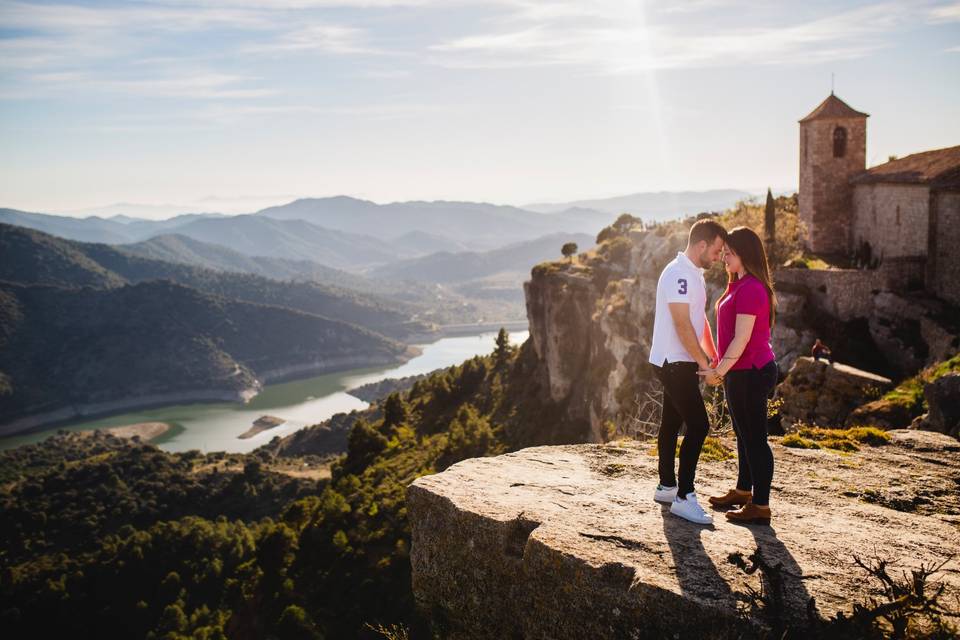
851 145 960 189
799 94 869 123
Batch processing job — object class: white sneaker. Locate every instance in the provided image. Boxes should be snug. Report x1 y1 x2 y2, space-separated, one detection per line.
670 492 714 525
654 483 678 503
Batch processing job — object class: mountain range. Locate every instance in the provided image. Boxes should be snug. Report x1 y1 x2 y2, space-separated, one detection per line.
0 223 428 430
3 190 746 267
368 231 594 285
523 189 752 218
0 223 433 339
255 196 608 251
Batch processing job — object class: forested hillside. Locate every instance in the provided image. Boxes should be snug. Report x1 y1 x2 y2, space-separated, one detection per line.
0 331 556 638
0 223 430 340
0 280 410 429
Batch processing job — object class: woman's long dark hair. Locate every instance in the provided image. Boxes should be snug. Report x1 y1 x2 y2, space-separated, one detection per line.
720 226 776 328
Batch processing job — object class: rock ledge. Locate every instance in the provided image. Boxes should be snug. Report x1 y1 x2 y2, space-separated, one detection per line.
407 432 960 639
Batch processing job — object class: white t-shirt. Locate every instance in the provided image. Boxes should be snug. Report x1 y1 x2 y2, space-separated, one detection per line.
648 251 707 366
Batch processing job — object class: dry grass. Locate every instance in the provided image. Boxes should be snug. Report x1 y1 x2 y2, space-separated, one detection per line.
782 425 891 452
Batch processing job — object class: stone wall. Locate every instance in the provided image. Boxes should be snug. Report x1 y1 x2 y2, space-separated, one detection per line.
930 190 960 306
799 117 866 255
775 267 885 321
852 182 929 260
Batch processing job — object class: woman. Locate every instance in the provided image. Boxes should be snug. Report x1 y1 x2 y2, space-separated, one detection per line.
698 226 778 525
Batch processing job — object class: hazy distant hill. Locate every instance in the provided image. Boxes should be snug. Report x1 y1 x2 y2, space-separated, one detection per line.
0 207 137 244
523 189 752 219
256 196 611 251
2 191 733 268
121 233 383 283
0 207 224 244
0 208 403 270
391 229 470 255
0 280 410 427
0 223 430 340
166 214 402 268
119 233 461 304
368 232 595 284
0 222 126 289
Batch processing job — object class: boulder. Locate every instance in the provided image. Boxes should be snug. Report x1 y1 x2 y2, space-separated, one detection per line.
846 396 915 429
777 357 892 428
913 373 960 439
869 292 960 376
407 434 960 639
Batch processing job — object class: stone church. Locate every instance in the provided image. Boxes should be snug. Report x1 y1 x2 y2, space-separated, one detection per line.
798 93 960 305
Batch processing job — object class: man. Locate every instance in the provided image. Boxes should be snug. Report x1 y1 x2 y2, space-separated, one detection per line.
649 219 726 525
811 339 833 365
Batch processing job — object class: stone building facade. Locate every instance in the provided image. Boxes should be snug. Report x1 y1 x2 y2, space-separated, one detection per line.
798 94 869 255
798 93 960 305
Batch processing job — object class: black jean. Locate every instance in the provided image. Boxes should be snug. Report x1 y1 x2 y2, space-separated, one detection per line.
723 359 779 506
653 360 710 498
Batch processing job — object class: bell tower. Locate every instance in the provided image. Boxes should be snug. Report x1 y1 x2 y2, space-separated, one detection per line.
798 93 868 255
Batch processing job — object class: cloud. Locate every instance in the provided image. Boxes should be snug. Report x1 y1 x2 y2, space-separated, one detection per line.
929 1 960 22
0 0 394 99
19 71 277 99
243 24 382 54
0 1 270 33
427 1 916 73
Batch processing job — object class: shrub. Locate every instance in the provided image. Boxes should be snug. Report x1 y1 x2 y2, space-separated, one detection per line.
782 433 820 449
649 436 733 461
784 425 891 452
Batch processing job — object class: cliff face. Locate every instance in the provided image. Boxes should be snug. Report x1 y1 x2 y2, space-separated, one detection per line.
407 431 960 639
522 229 689 442
521 228 823 442
519 225 957 441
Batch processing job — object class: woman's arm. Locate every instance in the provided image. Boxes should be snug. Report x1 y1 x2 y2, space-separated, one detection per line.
715 313 756 376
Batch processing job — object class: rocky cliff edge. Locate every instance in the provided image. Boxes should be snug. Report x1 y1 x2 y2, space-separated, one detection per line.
407 431 960 639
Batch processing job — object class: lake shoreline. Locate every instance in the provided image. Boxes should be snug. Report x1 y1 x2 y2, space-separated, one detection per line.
238 416 285 440
0 351 418 440
99 422 174 441
404 319 528 341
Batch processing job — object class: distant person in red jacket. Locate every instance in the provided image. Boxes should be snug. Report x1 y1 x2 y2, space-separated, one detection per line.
811 339 833 365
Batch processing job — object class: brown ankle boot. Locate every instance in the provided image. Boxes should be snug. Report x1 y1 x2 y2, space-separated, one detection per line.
725 503 771 525
708 488 752 508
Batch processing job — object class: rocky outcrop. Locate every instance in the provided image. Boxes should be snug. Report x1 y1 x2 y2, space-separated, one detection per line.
910 373 960 439
407 432 960 639
775 357 893 428
869 292 960 375
924 373 960 437
519 221 957 443
774 270 959 378
521 229 685 442
846 395 915 429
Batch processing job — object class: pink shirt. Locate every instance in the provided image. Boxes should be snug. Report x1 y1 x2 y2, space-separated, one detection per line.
716 274 775 370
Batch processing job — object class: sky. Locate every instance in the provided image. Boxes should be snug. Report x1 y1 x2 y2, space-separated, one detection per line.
1 0 959 217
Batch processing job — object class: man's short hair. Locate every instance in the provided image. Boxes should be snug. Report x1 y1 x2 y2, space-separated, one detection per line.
688 219 728 246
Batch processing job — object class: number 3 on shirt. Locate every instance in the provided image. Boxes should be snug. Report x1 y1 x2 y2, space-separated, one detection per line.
677 278 687 295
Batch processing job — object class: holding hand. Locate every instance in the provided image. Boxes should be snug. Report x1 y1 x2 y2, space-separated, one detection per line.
698 368 723 386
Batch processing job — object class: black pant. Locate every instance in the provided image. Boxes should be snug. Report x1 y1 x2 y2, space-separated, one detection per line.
653 360 710 498
723 359 778 506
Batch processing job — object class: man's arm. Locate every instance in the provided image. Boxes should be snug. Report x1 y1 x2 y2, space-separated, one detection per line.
701 319 718 366
668 302 710 368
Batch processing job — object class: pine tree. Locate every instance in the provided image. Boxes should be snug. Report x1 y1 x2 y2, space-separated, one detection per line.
381 392 409 431
494 327 512 369
764 187 776 250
